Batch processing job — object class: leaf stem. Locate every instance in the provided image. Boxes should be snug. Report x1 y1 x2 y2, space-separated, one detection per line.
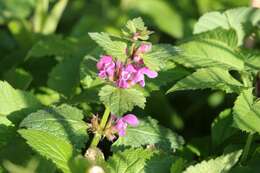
89 106 110 147
241 133 254 164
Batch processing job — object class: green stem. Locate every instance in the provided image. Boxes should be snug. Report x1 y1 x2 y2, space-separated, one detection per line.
89 106 110 147
241 133 254 164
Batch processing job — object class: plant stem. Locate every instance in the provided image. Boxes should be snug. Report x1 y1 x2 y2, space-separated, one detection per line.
241 133 254 164
89 106 110 148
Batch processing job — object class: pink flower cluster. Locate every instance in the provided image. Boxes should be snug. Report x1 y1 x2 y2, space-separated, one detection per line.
97 43 158 88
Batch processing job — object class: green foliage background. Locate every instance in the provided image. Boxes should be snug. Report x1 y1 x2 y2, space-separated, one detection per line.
1 0 260 173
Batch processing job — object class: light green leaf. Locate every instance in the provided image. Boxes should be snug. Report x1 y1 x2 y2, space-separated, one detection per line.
19 129 75 173
20 104 88 149
211 109 237 146
107 148 173 173
194 7 260 45
174 29 244 70
0 81 40 116
167 67 244 94
233 89 260 134
142 44 178 71
99 85 146 116
112 116 184 151
244 53 260 72
183 150 242 173
47 56 82 97
88 32 127 61
123 17 146 33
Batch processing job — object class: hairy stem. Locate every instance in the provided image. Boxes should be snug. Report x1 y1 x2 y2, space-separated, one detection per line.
241 133 254 164
89 106 111 148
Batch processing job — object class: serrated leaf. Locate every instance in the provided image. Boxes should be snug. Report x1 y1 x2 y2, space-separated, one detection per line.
124 17 146 34
20 104 88 149
167 67 244 94
112 116 184 151
211 109 238 146
47 56 82 97
142 44 178 71
99 85 146 116
244 53 260 72
19 129 75 173
174 29 244 70
88 32 127 61
107 148 173 173
233 89 260 134
194 7 260 45
183 150 242 173
0 81 40 116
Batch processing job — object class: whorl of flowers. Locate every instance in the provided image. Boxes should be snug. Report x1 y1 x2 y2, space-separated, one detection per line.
97 43 157 89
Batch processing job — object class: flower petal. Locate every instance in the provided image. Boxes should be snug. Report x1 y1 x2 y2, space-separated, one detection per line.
122 114 139 126
141 67 158 78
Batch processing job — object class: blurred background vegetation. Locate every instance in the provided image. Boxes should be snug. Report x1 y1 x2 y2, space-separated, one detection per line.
0 0 252 170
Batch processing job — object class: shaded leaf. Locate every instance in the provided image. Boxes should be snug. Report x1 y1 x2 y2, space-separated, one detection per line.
112 116 184 151
20 104 88 149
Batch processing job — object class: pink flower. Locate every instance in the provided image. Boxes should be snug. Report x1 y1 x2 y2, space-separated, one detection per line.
117 64 137 88
138 43 152 53
252 0 260 8
114 114 139 136
134 67 158 87
97 55 115 80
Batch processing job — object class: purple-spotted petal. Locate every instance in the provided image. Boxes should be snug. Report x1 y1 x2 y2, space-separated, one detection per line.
122 114 139 126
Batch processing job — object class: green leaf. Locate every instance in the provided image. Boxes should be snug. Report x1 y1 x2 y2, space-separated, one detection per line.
142 44 178 71
3 68 33 90
233 89 260 134
47 56 82 97
41 0 68 34
88 32 127 61
171 157 186 173
167 67 244 94
112 116 184 151
194 7 260 45
0 125 16 150
183 150 242 173
123 0 184 38
0 81 40 116
244 53 260 72
211 109 237 146
20 104 88 149
79 55 98 88
26 35 75 59
0 0 35 24
107 148 173 173
19 129 75 173
99 85 146 116
174 29 244 70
